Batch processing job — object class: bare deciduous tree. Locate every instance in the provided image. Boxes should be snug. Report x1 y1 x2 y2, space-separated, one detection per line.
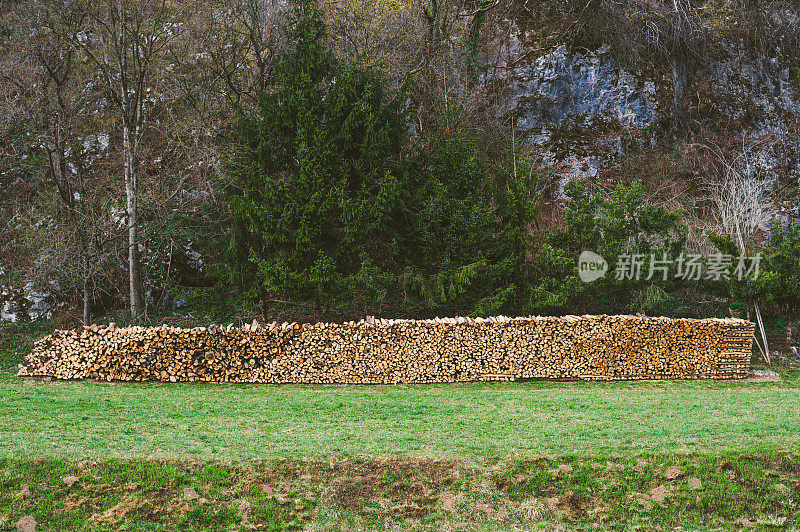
0 0 122 325
707 141 775 363
614 0 727 126
57 0 189 321
200 0 286 110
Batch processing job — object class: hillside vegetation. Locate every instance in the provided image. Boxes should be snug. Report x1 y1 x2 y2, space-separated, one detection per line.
0 0 799 355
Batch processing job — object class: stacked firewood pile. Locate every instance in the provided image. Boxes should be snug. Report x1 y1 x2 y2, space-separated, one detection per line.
17 315 754 383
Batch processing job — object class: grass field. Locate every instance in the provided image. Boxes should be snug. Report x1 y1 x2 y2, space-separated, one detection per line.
2 322 800 530
2 377 800 459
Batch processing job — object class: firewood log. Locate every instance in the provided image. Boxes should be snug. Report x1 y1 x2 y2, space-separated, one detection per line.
16 315 754 383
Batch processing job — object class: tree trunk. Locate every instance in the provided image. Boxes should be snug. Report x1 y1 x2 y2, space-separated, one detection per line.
355 282 365 321
786 318 793 350
260 294 269 322
83 280 90 326
82 239 90 326
125 142 143 322
672 56 687 126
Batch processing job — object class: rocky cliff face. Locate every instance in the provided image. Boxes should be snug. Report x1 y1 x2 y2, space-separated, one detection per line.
0 277 60 322
490 44 657 137
485 19 800 193
486 42 658 188
709 46 800 191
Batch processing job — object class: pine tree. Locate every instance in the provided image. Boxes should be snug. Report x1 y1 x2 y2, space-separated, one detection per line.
224 1 540 320
397 124 539 317
225 0 404 319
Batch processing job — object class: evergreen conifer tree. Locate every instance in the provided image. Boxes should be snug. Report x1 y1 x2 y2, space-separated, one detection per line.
397 124 539 316
226 0 404 318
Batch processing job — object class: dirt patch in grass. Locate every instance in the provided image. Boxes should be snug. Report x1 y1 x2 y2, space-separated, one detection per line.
0 453 799 530
305 457 459 520
495 451 800 528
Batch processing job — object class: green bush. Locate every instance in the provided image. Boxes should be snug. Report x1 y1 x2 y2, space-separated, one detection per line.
531 178 687 315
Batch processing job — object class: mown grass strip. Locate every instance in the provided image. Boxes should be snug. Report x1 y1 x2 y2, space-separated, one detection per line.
2 375 799 458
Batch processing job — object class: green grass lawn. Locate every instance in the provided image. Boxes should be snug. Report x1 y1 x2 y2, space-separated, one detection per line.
2 452 799 531
2 377 800 459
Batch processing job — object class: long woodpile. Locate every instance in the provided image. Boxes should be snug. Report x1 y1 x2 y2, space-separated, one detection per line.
17 315 754 383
